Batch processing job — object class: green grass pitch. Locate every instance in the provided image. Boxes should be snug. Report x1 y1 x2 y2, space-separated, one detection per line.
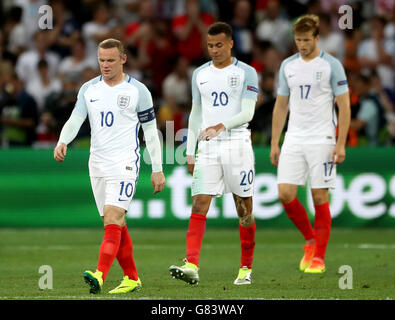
0 228 394 300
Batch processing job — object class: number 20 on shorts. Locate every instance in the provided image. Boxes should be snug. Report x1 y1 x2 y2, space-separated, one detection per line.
240 170 254 186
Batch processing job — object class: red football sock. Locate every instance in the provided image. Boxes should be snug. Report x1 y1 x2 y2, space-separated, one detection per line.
186 213 207 266
239 221 256 269
116 225 138 281
282 198 315 241
97 224 122 281
313 202 332 261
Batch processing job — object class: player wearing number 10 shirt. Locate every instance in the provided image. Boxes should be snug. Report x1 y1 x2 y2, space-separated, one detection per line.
270 15 351 274
169 22 259 286
54 39 165 294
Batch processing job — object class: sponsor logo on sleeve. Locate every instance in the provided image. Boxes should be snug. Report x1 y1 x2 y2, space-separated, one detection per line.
247 85 259 93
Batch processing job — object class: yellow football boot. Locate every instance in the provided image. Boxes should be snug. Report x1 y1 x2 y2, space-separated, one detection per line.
108 276 142 294
83 270 103 294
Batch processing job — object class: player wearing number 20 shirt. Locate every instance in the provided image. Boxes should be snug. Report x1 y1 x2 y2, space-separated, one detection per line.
189 56 258 198
169 22 259 287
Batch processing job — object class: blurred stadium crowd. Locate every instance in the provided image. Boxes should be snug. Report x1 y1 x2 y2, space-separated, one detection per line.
0 0 394 148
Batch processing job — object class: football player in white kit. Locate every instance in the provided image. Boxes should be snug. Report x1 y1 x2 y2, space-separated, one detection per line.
270 15 350 273
54 39 165 294
169 22 258 285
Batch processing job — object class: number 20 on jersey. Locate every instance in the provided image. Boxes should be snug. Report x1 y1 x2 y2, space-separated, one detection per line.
211 91 228 107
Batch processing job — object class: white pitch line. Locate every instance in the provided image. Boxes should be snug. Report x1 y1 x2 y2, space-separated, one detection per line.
4 243 395 252
357 244 395 249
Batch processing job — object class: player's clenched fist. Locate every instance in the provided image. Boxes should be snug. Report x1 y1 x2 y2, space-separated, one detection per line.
54 143 67 162
270 144 280 167
332 144 346 164
199 123 225 141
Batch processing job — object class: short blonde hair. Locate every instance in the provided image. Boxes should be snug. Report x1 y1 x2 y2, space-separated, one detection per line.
293 14 320 37
98 38 125 56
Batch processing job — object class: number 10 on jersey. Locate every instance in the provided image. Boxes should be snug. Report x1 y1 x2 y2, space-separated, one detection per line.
100 111 114 127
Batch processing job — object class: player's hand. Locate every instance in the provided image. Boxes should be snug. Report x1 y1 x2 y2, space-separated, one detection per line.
332 143 346 164
270 144 280 166
151 172 165 194
54 143 67 162
199 123 225 141
187 155 195 175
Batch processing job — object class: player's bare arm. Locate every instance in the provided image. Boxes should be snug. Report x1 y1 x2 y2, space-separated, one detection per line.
333 92 351 164
270 95 289 166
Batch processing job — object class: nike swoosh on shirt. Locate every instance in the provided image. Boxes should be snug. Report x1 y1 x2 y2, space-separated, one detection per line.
118 198 128 202
200 81 208 85
90 99 99 102
243 188 251 192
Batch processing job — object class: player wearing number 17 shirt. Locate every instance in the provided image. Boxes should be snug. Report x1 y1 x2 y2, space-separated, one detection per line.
53 39 165 294
169 22 259 286
270 15 351 273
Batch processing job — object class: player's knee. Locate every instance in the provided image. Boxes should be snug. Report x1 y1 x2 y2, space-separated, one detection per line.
191 197 210 215
278 188 296 204
103 208 125 226
235 198 249 216
278 192 295 204
311 190 328 205
103 216 124 226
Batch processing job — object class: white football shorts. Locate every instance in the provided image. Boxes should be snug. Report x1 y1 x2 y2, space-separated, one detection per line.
191 138 255 197
277 142 336 189
90 176 137 216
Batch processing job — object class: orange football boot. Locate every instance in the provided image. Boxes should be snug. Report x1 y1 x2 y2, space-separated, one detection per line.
305 258 326 273
299 243 316 271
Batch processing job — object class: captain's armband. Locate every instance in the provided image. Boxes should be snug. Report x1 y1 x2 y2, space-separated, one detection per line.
138 107 156 123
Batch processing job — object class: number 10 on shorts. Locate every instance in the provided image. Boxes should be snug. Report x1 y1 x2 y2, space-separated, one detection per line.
119 181 133 198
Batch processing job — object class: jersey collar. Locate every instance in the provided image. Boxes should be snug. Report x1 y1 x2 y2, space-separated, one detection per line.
100 73 132 87
299 50 324 63
209 57 238 69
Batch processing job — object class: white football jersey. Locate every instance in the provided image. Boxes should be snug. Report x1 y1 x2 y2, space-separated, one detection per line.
192 57 258 140
277 50 349 145
71 74 155 177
